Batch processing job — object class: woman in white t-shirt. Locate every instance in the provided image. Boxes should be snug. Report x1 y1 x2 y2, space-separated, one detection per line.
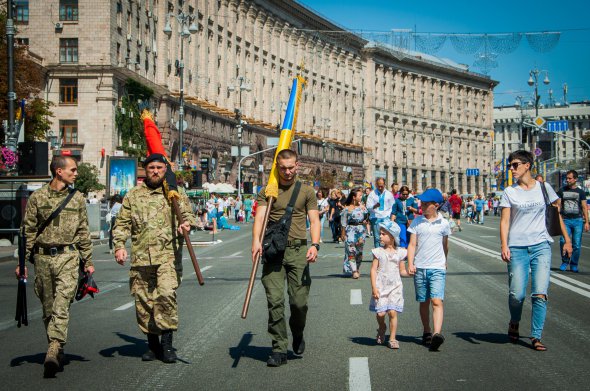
317 190 330 243
500 150 572 352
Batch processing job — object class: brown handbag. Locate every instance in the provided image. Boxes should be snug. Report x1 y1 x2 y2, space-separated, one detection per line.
539 181 562 236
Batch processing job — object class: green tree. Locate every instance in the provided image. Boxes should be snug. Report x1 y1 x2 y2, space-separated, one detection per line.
115 79 155 158
75 162 105 196
24 98 54 141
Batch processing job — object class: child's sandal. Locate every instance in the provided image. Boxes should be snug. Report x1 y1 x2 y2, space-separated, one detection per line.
387 340 399 349
376 329 385 345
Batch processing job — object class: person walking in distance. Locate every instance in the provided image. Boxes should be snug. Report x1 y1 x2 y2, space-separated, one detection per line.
448 190 463 231
251 149 320 367
341 187 369 279
17 156 94 377
557 170 589 272
366 178 395 248
113 153 197 363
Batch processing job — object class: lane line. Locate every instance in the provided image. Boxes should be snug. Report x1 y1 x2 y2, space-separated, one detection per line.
114 302 134 311
550 278 590 299
349 357 371 391
551 272 590 290
190 265 212 276
448 237 590 299
350 289 363 305
229 251 242 257
465 224 496 230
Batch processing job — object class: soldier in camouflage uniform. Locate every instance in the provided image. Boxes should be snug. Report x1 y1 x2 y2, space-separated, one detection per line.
16 156 94 377
112 153 196 363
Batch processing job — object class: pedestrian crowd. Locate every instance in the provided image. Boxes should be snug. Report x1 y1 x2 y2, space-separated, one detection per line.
12 148 589 377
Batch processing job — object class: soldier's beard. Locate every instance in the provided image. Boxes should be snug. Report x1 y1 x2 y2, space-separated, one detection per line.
145 175 165 189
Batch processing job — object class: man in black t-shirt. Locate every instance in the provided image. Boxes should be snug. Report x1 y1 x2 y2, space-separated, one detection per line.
557 170 589 273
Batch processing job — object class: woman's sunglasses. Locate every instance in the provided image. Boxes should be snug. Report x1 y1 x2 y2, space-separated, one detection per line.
510 162 526 170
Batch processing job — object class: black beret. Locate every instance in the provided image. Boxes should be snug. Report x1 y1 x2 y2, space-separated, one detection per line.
143 153 167 166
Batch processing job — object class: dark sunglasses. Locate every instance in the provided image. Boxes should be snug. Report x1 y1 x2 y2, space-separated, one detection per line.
510 162 526 170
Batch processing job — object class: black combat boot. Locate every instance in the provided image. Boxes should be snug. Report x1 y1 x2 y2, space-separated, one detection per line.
160 330 177 363
142 333 162 361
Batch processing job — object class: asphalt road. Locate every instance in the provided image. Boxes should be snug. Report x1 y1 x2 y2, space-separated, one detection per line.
1 216 589 390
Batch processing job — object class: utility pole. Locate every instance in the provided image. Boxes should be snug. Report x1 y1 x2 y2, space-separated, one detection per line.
5 0 17 151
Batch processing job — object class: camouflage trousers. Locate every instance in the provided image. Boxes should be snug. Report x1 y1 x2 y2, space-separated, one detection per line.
129 261 179 334
33 251 79 345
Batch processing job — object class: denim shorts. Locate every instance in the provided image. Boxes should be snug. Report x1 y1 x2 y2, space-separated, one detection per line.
414 268 446 302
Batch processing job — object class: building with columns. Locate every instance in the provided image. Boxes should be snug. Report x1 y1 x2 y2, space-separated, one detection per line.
13 0 496 194
493 101 590 189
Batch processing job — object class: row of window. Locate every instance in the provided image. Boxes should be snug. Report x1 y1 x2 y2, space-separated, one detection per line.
14 0 78 22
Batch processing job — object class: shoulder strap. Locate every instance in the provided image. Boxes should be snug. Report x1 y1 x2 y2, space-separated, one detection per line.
285 182 302 214
34 188 78 240
539 181 550 206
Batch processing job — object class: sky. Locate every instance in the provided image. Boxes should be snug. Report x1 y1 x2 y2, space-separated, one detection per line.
297 0 590 107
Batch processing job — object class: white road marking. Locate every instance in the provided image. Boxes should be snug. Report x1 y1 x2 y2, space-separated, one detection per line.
449 237 590 299
229 251 242 257
350 289 363 305
480 235 496 238
190 265 212 276
582 245 590 250
468 224 496 230
114 302 134 311
349 357 371 391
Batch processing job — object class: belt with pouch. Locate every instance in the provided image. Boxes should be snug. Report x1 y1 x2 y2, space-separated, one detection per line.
286 239 307 247
36 244 76 256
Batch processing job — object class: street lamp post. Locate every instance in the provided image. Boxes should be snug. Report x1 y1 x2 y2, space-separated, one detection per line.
163 12 198 168
4 0 17 152
527 69 550 154
228 76 251 191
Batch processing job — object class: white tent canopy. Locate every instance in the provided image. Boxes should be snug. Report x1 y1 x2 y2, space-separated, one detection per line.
202 182 237 193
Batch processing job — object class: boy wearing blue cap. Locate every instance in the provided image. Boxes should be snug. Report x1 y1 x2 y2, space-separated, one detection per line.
407 188 451 351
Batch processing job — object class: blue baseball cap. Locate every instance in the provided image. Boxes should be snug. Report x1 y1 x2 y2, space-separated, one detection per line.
417 188 444 204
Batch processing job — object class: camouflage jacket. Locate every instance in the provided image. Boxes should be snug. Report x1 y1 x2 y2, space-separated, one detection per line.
22 184 93 266
112 183 196 266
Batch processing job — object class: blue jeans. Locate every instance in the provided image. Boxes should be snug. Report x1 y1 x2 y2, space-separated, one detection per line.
414 268 446 302
476 210 484 224
370 217 388 248
560 217 584 266
507 241 551 339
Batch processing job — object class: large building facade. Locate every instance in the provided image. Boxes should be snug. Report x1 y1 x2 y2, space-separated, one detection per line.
14 0 496 194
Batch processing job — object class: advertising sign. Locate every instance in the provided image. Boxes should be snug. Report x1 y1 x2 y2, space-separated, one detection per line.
107 156 138 197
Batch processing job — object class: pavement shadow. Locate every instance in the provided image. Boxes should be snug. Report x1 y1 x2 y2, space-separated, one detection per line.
349 334 421 346
99 332 146 358
229 332 302 367
10 352 88 367
453 331 527 346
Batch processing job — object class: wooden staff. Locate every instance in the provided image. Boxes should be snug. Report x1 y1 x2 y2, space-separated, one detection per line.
241 197 274 319
172 197 204 286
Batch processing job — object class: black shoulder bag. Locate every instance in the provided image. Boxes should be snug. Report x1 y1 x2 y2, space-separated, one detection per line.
28 188 78 264
539 181 562 236
262 182 301 264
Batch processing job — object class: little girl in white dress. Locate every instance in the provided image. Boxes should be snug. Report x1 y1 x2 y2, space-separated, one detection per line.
369 220 410 349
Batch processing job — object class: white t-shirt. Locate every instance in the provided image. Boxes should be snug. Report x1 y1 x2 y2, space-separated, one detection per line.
408 213 451 269
366 189 395 219
500 181 558 246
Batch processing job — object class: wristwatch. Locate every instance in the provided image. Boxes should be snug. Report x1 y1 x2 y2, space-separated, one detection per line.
311 243 320 251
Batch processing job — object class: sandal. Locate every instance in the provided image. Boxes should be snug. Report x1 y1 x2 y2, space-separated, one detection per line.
387 340 399 349
422 332 433 346
508 322 519 343
376 329 385 345
531 338 547 351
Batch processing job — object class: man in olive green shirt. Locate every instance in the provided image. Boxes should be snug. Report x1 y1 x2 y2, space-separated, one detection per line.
17 156 94 377
113 153 196 363
252 149 320 367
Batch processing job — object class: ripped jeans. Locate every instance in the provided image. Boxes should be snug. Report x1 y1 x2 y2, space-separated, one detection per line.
507 241 552 339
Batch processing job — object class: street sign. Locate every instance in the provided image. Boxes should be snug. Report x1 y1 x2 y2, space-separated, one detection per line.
175 120 188 130
547 120 569 132
466 168 480 177
533 116 546 127
534 147 543 157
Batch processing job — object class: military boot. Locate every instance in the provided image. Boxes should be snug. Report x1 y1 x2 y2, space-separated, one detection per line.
142 333 162 361
57 348 65 371
160 330 177 363
43 341 60 377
